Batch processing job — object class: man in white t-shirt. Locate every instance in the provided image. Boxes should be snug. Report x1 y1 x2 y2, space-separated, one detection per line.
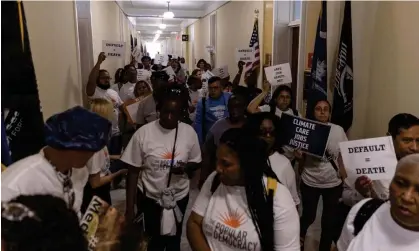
119 65 139 102
1 106 111 214
337 154 419 251
86 52 123 155
337 113 419 250
121 86 201 251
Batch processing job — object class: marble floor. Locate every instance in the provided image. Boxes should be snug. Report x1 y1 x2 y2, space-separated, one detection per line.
111 188 323 251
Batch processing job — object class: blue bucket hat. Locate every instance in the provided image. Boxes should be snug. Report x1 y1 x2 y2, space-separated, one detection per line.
44 106 111 152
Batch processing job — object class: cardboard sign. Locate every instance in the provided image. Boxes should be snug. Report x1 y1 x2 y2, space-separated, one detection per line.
102 40 125 58
264 63 292 85
280 113 331 157
211 65 229 79
206 45 215 53
136 69 150 81
163 66 176 81
155 54 168 65
122 98 146 125
236 48 254 63
339 136 398 181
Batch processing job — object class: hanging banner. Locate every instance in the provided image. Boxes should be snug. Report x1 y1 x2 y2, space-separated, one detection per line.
264 63 292 86
339 136 398 181
280 113 331 157
236 48 254 63
102 41 126 58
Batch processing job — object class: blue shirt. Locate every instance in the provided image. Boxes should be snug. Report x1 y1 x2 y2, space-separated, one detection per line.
194 92 231 145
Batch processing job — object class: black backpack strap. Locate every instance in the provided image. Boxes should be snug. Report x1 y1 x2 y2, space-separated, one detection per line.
201 97 207 140
353 198 385 236
210 173 221 194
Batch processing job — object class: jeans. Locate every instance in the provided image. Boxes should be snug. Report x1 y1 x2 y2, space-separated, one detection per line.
300 182 343 251
137 190 189 251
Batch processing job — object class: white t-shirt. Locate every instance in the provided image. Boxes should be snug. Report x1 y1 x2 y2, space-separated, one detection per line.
119 82 136 102
301 123 347 188
192 172 300 251
89 87 123 136
1 151 100 213
338 199 419 251
121 120 202 201
258 106 302 118
86 147 111 177
269 152 300 205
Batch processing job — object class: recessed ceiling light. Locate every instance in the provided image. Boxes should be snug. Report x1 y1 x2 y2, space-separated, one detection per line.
156 30 162 34
137 31 141 34
171 32 178 34
159 23 167 29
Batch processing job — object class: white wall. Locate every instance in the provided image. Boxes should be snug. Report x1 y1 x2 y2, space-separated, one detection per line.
186 1 264 79
91 1 136 78
24 1 82 119
301 1 419 139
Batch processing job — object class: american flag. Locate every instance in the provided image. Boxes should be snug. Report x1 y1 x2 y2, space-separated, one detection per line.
245 17 260 76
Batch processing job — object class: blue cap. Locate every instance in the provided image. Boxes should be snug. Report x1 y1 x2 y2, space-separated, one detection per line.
44 106 111 152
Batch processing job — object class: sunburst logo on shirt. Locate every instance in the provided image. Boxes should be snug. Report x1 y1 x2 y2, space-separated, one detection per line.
159 149 179 160
219 209 246 229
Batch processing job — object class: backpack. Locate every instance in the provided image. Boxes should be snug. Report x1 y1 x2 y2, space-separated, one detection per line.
210 173 278 196
353 198 385 236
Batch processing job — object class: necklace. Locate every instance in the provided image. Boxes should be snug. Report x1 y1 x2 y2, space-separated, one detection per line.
42 152 75 208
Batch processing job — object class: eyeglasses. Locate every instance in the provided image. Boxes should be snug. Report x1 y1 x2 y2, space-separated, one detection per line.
2 202 41 222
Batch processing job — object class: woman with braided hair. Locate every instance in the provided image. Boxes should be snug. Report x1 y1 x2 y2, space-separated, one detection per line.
187 128 300 251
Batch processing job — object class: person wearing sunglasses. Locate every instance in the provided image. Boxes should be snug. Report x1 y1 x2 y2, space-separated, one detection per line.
243 112 300 207
1 106 111 214
2 194 88 251
122 85 201 251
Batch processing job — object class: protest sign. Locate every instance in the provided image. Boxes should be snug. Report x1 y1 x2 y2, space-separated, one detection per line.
155 54 168 65
136 69 150 81
80 196 148 251
236 48 254 63
280 113 331 157
206 45 215 53
339 136 398 181
102 40 125 58
211 65 229 79
264 63 292 85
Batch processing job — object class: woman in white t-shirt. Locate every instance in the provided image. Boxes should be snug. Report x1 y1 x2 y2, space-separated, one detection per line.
337 154 419 251
80 99 128 213
244 112 300 206
248 84 301 163
298 99 348 251
121 85 202 251
187 128 300 251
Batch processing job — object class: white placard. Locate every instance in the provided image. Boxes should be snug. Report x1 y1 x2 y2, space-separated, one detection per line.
164 66 176 81
206 45 215 53
136 69 150 81
102 40 125 58
264 63 292 86
155 54 168 66
235 48 254 63
172 54 178 59
211 65 229 79
340 136 398 183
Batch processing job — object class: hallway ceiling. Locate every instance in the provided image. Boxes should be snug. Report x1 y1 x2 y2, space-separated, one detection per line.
117 0 228 41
